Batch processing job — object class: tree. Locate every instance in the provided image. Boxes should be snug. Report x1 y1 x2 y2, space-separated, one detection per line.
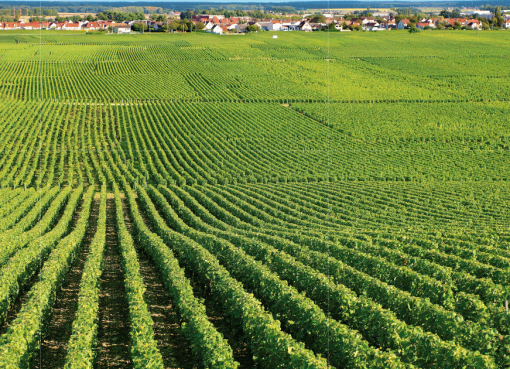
408 24 420 33
168 21 180 31
453 21 462 30
180 9 192 20
245 24 260 32
177 22 188 31
310 14 326 23
436 23 445 30
132 22 147 32
494 7 504 28
440 9 461 18
195 21 205 30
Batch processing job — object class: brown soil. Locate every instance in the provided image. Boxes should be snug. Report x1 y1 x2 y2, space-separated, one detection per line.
0 192 83 338
188 274 256 368
121 196 195 369
133 192 255 368
94 197 133 369
33 195 100 368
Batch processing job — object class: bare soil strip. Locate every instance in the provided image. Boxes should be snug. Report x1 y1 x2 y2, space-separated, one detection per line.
121 197 195 369
134 194 255 368
33 195 100 368
0 193 82 338
94 197 133 369
187 272 257 368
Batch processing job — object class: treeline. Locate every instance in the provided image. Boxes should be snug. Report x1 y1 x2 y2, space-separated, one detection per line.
2 1 510 13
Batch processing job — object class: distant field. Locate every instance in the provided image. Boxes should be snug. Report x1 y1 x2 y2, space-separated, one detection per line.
0 30 509 369
57 12 97 17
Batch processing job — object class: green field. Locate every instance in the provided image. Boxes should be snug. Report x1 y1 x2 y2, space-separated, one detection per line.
0 30 509 368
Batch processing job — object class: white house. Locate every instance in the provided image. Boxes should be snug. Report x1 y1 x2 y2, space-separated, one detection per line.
467 22 481 30
62 22 81 31
282 20 300 31
259 20 282 31
503 19 510 29
114 24 131 33
397 19 411 29
211 24 223 34
21 22 41 30
297 21 312 31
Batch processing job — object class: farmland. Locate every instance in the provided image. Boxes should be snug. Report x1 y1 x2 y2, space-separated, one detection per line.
0 30 509 368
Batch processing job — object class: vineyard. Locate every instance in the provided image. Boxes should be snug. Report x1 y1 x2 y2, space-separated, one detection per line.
0 30 509 368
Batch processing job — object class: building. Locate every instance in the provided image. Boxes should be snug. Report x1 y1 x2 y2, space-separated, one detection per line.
211 24 223 34
85 22 104 31
297 21 312 31
462 10 493 19
62 22 81 30
259 20 282 31
416 22 432 30
114 24 131 33
397 19 411 29
21 22 41 30
467 21 481 30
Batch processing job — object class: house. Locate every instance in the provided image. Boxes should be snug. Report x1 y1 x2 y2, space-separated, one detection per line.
360 17 376 25
364 22 380 31
397 19 411 29
416 22 432 30
51 22 66 30
467 22 481 30
204 21 215 31
85 22 104 31
259 20 282 31
381 20 397 29
151 21 166 30
211 24 223 34
235 23 248 33
297 20 312 31
503 19 510 29
247 21 261 30
114 24 131 33
192 15 210 22
282 20 300 31
21 22 41 30
3 22 22 30
62 22 81 30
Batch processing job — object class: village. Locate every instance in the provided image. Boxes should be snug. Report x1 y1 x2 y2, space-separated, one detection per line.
0 8 509 33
